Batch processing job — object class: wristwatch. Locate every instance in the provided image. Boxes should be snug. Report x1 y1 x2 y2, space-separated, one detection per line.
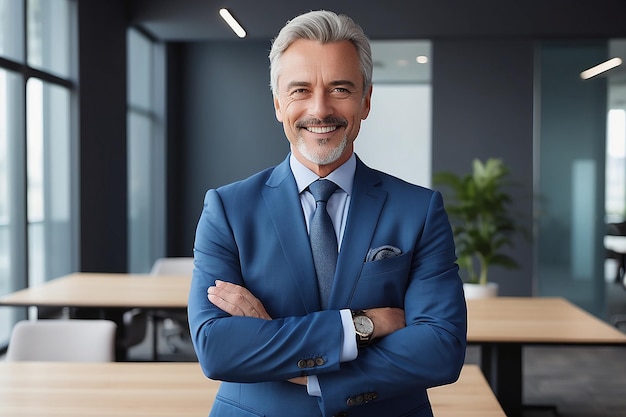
352 310 374 348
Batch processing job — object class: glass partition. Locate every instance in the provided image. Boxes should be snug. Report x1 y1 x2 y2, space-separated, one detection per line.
536 41 610 317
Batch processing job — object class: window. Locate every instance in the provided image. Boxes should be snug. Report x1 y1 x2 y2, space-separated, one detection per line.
127 28 166 273
0 0 76 348
606 109 626 222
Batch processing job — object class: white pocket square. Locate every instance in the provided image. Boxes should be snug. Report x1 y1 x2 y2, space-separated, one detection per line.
365 245 402 262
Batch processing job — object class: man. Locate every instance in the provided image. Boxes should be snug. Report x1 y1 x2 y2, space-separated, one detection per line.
188 10 467 417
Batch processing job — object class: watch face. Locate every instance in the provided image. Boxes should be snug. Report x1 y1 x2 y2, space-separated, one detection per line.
354 315 374 336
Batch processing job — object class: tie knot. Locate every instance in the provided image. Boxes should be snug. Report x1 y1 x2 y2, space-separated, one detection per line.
309 179 338 203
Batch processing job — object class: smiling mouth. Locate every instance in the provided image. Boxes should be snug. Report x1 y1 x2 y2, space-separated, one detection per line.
306 126 338 134
297 117 347 134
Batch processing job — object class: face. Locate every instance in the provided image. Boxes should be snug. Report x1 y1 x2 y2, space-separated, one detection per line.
273 39 372 177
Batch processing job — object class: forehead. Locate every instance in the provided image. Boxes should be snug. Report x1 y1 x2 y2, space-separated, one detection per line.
277 39 363 87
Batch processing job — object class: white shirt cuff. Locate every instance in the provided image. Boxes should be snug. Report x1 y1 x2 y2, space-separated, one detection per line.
306 309 358 397
340 309 358 362
307 375 321 396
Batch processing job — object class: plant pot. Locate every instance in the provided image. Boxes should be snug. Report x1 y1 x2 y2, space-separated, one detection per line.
463 282 499 299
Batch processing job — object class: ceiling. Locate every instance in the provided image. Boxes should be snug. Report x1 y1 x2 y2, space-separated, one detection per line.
129 0 626 42
129 0 626 107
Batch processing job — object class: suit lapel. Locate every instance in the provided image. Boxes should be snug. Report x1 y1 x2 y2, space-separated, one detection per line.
329 159 387 309
262 158 321 312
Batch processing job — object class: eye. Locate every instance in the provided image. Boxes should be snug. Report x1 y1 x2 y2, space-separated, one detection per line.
289 88 310 98
331 87 352 98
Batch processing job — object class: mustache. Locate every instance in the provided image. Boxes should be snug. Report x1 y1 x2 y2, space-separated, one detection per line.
295 116 348 128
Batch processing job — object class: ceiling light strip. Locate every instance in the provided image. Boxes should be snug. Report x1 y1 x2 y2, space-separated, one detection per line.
580 57 622 80
219 8 246 38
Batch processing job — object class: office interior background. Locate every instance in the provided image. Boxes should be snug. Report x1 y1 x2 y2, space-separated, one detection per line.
1 0 626 349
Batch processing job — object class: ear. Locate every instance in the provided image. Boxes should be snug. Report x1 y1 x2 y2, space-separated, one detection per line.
360 85 373 120
273 95 283 122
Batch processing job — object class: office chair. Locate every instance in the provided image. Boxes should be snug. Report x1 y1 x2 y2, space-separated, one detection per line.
606 221 626 283
6 319 117 362
149 257 195 359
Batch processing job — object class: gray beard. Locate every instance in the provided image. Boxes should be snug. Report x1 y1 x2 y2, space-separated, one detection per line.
295 135 348 166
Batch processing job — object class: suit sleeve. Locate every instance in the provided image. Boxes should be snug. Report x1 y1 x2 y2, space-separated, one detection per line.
188 189 348 383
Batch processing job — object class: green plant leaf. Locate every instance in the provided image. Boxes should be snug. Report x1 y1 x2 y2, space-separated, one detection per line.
433 157 525 285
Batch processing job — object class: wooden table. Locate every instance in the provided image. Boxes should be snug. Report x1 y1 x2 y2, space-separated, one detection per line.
0 362 504 417
467 296 626 416
0 273 191 360
0 272 191 309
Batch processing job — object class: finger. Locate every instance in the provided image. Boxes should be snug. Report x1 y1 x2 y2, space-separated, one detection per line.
208 281 272 319
208 285 264 318
208 292 247 316
213 282 266 314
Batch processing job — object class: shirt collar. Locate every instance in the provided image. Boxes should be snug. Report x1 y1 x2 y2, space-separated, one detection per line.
290 153 356 196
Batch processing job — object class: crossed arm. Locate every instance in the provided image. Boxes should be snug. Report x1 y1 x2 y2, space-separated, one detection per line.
208 280 406 337
207 279 406 385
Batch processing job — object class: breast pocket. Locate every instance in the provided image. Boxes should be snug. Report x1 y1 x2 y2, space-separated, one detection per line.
351 252 412 307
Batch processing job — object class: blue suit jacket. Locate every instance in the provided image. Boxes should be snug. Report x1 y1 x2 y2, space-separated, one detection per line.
188 155 467 417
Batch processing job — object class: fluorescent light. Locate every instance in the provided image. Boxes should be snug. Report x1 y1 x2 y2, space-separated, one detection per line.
580 57 622 80
219 8 246 38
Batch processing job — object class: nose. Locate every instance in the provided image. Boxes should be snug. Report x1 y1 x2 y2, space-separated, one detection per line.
309 90 333 120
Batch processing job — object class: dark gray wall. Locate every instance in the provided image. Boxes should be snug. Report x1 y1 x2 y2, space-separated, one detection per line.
170 41 288 252
431 40 536 296
78 0 128 272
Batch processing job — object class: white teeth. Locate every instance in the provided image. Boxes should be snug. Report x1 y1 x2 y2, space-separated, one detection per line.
307 126 337 134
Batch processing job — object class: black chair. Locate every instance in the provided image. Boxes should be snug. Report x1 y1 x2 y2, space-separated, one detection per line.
605 222 626 283
149 257 195 359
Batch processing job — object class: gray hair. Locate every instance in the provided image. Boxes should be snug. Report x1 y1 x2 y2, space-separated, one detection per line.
269 10 373 96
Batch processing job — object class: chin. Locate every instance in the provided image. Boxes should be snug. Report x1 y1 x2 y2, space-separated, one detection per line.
298 136 348 166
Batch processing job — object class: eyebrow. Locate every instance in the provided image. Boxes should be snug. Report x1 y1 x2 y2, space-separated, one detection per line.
285 80 358 90
285 81 310 90
329 80 358 89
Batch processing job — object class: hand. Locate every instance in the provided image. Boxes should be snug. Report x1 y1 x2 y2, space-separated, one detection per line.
208 282 307 387
365 307 405 339
207 280 272 320
288 376 308 385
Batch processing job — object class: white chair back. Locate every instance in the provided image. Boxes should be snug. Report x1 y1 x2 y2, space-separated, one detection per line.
150 257 194 276
6 319 117 362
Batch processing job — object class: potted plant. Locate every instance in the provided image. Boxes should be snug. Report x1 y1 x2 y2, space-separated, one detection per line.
433 158 522 298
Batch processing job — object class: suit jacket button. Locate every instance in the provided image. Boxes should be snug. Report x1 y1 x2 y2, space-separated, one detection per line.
315 357 325 366
346 397 356 406
297 360 307 369
364 392 378 402
306 359 315 368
